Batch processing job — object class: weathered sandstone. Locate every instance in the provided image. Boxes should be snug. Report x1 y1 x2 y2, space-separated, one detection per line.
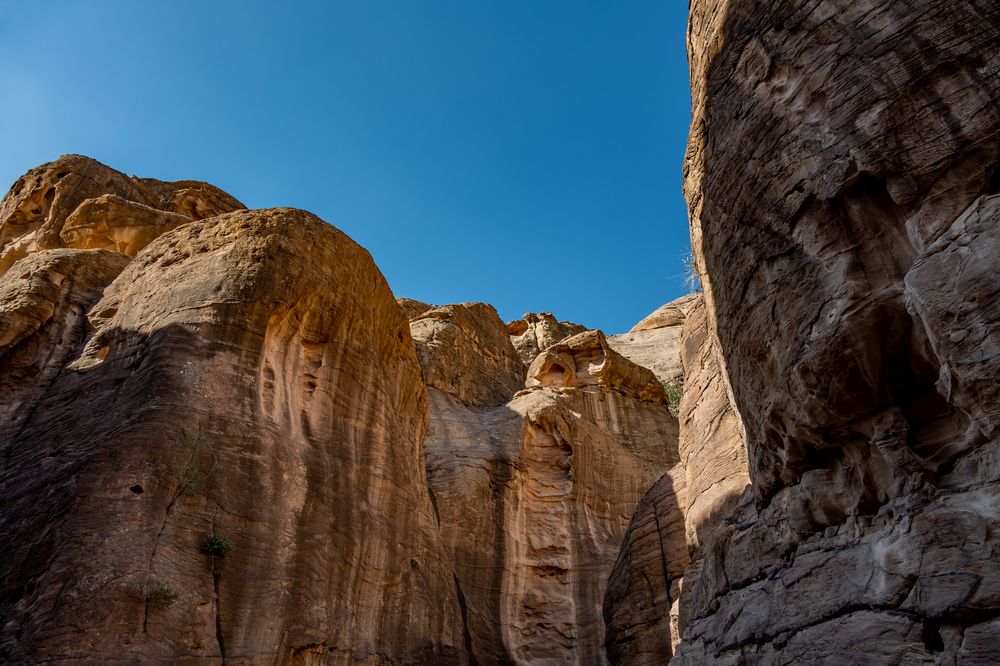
415 309 680 664
604 295 749 664
411 302 525 407
670 0 1000 662
506 312 587 366
0 204 466 663
0 249 131 444
607 294 698 384
603 467 688 666
397 296 435 320
0 154 244 276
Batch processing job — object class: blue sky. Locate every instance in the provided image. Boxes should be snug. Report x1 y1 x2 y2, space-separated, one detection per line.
0 1 692 333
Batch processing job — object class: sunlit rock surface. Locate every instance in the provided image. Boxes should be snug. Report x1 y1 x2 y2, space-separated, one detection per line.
413 306 681 665
0 198 466 663
0 154 243 275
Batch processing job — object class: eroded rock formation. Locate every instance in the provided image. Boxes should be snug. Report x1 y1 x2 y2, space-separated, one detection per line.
603 294 749 664
0 173 465 662
669 0 1000 662
5 1 1000 657
413 306 681 665
0 154 243 275
506 312 588 366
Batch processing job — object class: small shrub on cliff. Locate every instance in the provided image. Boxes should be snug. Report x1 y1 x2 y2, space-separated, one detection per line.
131 575 178 608
663 379 684 417
203 534 232 558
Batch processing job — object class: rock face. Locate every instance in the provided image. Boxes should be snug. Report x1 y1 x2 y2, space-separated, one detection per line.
413 305 680 665
7 1 1000 655
670 0 1000 662
603 295 748 664
607 294 697 386
603 467 688 666
0 154 244 275
412 303 525 407
0 168 466 662
506 312 588 366
675 297 750 550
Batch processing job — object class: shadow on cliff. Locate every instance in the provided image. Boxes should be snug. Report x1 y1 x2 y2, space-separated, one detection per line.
0 322 230 659
603 469 689 664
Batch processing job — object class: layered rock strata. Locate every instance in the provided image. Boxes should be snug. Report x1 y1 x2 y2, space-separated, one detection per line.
0 154 243 275
606 294 697 384
671 0 1000 662
414 306 680 665
604 295 749 664
0 166 466 663
506 312 588 366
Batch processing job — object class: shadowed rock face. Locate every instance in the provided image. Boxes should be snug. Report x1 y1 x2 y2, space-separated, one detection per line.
669 0 1000 662
6 0 1000 655
0 200 466 662
603 295 749 664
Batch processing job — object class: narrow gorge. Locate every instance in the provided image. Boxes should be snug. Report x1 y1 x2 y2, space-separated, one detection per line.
1 1 998 664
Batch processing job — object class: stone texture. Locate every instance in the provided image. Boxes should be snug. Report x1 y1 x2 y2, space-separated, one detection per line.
0 204 466 663
0 249 130 444
670 0 1000 662
526 330 670 405
0 154 243 275
397 296 435 320
412 302 525 407
676 296 750 549
604 296 749 664
603 467 688 666
417 312 680 664
608 294 698 384
629 294 699 333
507 312 587 366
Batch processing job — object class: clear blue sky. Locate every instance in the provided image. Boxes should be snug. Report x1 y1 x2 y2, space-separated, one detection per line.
0 1 692 333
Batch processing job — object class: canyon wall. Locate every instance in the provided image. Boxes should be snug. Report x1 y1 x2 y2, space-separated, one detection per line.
414 304 682 665
672 0 1000 662
0 156 692 665
4 1 1000 660
0 157 466 664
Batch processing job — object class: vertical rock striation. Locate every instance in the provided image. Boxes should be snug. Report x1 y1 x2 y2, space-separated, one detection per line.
604 296 749 664
415 306 681 665
0 163 466 663
672 0 1000 662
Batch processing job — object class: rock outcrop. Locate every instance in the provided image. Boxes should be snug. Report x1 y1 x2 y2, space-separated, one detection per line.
413 305 681 664
6 1 1000 657
0 154 244 275
603 294 748 664
412 303 525 407
669 0 1000 662
607 294 697 386
0 176 466 662
506 312 587 366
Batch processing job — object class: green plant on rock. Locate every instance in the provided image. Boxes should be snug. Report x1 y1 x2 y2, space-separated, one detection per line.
131 575 178 609
663 378 684 417
203 534 232 558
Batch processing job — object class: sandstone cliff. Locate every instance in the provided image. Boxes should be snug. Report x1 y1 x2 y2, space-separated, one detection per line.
0 162 466 663
668 0 1000 662
5 1 1000 659
413 304 681 665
